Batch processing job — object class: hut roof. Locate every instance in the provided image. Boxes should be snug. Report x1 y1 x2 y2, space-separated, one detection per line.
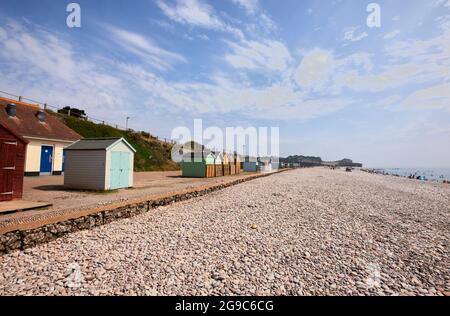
0 97 81 142
66 137 136 152
182 150 215 162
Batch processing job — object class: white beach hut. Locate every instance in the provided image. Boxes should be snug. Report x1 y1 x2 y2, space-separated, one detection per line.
64 138 136 191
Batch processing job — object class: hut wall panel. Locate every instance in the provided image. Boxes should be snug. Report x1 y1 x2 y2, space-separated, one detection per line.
0 139 15 201
12 141 26 199
215 165 223 177
230 164 236 175
64 150 106 190
182 162 206 178
206 165 215 178
0 127 26 200
223 164 230 176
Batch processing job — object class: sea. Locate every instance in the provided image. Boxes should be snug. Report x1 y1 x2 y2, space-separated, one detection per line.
375 168 450 182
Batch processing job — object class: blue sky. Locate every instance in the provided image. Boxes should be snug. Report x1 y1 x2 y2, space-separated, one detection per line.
0 0 449 167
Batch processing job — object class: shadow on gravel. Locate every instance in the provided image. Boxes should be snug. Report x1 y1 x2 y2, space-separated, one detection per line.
33 185 67 191
33 185 119 195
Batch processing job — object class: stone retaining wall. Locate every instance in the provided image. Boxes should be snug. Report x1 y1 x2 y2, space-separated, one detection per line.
0 170 287 255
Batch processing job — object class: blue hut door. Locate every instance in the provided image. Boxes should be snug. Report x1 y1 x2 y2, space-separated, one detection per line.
40 145 53 174
110 152 130 189
120 152 130 188
110 152 121 189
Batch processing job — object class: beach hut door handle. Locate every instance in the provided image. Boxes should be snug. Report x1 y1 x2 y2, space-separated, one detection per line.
2 166 15 170
0 192 13 195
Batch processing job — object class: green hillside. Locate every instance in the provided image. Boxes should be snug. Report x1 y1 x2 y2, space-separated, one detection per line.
61 115 180 172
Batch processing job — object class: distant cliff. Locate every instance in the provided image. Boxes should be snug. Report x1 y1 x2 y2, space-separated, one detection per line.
280 156 363 168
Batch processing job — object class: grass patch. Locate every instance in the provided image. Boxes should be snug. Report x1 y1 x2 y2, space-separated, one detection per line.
55 114 180 172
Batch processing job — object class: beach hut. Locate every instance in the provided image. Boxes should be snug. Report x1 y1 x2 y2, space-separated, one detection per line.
229 153 236 175
230 162 236 175
64 138 135 191
235 153 242 174
222 152 231 176
0 122 28 201
230 153 241 175
181 150 215 178
244 162 257 172
214 152 224 177
243 156 258 172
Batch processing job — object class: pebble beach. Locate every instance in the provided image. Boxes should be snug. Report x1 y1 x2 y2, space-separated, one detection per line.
0 168 449 296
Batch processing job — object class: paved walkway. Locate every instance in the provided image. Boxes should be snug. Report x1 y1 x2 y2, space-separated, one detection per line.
0 201 52 214
0 170 273 233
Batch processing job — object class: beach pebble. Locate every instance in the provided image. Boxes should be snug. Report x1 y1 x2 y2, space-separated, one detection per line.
0 168 448 296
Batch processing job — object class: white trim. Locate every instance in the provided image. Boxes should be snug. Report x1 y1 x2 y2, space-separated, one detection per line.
24 136 77 143
106 138 137 153
2 141 17 146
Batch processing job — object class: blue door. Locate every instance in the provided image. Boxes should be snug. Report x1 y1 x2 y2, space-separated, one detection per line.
120 152 130 188
40 145 53 174
62 149 67 172
110 152 121 190
110 152 130 190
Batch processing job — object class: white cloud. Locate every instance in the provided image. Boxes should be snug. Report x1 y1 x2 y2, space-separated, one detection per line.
384 30 400 40
294 49 335 90
156 0 244 39
433 0 450 7
377 95 403 107
198 34 210 40
333 62 449 93
3 20 339 123
231 0 259 15
342 27 368 42
0 21 129 120
119 63 354 121
0 27 7 41
400 83 450 111
156 0 222 28
103 24 186 71
224 39 292 72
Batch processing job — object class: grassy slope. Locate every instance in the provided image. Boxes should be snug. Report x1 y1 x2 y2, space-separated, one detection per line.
62 116 179 172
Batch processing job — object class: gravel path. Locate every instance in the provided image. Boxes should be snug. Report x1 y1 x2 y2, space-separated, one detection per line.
0 168 449 296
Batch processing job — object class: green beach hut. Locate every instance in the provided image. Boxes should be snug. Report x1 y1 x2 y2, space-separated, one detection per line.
181 151 216 178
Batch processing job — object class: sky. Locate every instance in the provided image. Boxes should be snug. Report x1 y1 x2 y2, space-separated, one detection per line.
0 0 449 168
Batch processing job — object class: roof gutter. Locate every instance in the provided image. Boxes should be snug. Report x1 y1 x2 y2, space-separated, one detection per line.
23 136 79 143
